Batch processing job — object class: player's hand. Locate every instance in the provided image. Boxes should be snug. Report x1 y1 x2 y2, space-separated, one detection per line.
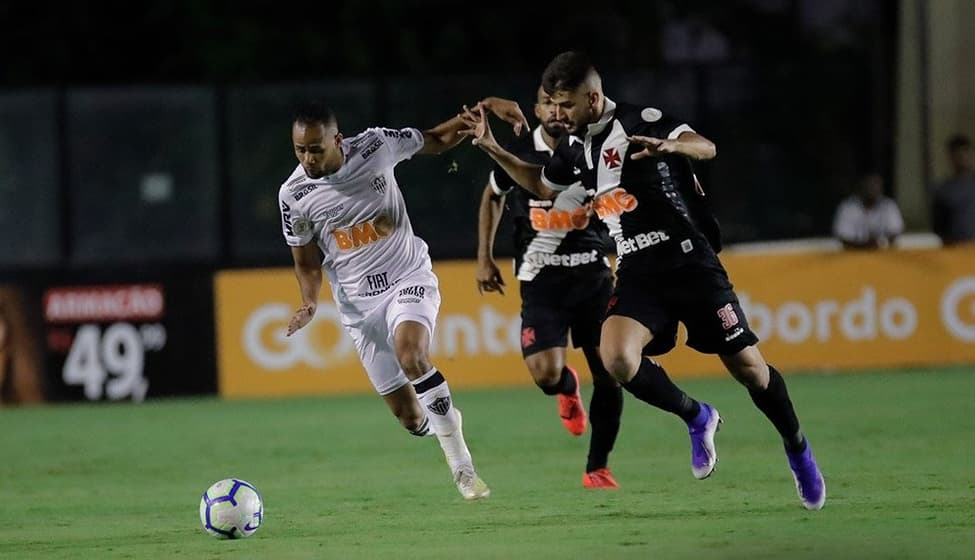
627 135 679 160
475 259 506 295
286 303 316 336
479 97 530 136
460 105 499 151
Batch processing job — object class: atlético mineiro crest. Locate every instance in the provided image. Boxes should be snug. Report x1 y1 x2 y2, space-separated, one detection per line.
427 396 451 416
603 147 621 169
371 175 387 194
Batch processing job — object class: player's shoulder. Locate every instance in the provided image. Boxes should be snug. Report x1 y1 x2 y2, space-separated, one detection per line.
279 166 309 201
329 127 390 169
345 128 381 155
614 101 679 132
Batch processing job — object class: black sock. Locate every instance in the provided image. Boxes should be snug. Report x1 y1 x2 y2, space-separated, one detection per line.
622 358 700 423
748 365 806 452
586 373 623 472
538 366 577 396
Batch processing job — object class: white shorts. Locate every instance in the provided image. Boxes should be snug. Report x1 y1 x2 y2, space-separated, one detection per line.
343 268 441 396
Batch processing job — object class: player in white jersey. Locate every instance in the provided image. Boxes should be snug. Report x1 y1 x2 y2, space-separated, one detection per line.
279 99 527 500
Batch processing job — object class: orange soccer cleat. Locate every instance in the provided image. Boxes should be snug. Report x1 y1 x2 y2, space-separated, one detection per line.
557 367 587 436
583 468 619 489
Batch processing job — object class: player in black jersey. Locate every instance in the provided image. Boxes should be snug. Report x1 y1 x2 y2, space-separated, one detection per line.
464 52 826 510
475 86 623 489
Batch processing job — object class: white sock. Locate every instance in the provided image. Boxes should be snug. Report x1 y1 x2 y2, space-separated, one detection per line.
411 368 472 471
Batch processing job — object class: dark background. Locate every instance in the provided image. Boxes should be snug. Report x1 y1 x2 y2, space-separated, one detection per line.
0 0 897 267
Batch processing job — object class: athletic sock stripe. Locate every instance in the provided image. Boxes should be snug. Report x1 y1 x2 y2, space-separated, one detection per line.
412 371 445 394
409 418 430 437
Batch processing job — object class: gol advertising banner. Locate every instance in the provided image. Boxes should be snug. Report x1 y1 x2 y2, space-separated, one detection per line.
215 264 535 398
215 247 975 398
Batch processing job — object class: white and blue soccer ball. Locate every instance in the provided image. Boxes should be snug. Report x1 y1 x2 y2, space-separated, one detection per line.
199 478 264 539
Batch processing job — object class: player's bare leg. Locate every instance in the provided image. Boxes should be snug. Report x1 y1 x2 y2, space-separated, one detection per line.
601 315 720 479
381 384 431 436
525 347 587 436
393 320 489 500
721 346 825 509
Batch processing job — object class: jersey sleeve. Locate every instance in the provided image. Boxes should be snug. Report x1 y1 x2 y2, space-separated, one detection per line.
489 164 517 195
540 140 582 192
636 108 696 140
378 127 424 164
279 191 315 247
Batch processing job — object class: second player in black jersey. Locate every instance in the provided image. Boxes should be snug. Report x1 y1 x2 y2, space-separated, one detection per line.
464 52 826 510
475 86 623 489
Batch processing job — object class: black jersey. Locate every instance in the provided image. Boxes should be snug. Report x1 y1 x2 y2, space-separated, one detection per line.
541 99 722 273
492 126 611 282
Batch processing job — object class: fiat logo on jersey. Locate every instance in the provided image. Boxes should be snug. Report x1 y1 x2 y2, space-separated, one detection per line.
602 147 622 169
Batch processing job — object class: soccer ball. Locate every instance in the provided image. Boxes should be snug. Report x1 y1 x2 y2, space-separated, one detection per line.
199 478 264 539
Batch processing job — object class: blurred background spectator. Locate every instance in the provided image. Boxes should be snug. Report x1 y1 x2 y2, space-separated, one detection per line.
931 134 975 246
832 173 904 249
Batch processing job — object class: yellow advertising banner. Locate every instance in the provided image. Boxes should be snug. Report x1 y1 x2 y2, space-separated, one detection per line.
216 247 975 398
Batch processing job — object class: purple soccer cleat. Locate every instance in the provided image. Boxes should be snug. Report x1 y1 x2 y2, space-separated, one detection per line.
787 442 826 510
687 402 721 479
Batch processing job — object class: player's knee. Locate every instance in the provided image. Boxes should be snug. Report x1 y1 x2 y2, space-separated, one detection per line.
395 345 432 379
600 347 639 382
721 348 770 390
525 355 562 387
730 364 768 390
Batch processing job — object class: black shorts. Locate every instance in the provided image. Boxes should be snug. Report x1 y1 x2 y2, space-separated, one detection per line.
520 267 614 357
607 262 759 356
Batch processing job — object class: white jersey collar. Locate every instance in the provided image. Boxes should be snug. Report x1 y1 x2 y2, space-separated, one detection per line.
532 126 555 155
586 97 617 138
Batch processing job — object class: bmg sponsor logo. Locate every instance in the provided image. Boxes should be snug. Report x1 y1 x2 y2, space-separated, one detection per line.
331 215 394 251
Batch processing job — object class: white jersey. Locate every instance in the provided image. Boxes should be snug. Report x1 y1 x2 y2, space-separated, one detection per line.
278 127 431 324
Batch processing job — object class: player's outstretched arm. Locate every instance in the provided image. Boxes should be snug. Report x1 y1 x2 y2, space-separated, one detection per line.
476 182 506 296
419 111 478 155
418 97 530 155
628 131 717 161
478 97 531 137
461 105 556 200
287 243 323 336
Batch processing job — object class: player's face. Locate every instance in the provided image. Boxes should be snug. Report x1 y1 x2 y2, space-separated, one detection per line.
292 122 343 179
534 89 567 138
548 87 599 135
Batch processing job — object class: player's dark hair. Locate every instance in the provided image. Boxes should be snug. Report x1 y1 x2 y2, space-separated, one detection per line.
542 51 595 94
293 99 337 128
947 134 971 152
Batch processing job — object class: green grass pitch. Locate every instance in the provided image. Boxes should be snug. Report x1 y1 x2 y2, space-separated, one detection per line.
1 368 973 559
